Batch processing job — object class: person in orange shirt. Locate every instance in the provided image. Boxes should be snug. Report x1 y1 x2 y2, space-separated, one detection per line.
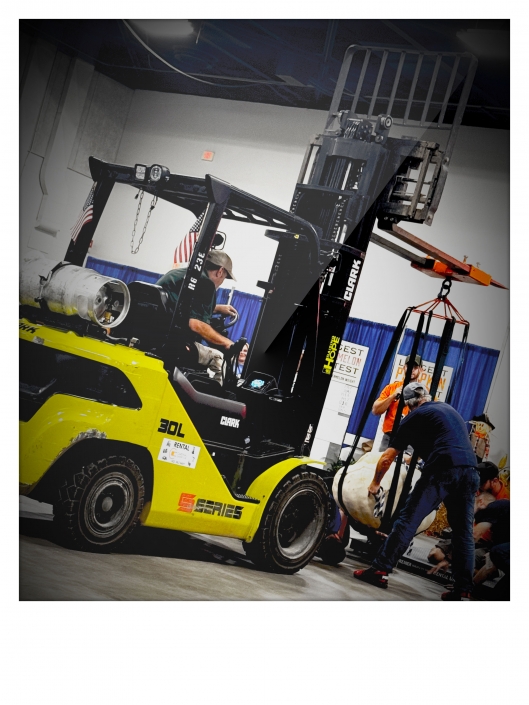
477 461 510 500
372 354 422 451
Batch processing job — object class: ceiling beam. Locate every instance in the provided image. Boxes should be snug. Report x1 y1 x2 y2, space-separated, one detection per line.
382 20 426 51
199 32 299 103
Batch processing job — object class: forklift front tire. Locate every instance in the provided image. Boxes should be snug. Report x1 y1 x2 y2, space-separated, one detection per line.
243 470 330 574
54 455 145 552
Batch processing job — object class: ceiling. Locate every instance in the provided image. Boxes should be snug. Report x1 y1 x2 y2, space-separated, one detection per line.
20 19 509 130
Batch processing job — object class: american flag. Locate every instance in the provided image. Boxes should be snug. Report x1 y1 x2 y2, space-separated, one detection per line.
174 210 206 265
70 183 96 243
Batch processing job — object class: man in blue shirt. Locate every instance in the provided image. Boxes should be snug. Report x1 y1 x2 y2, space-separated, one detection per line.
354 382 479 600
473 493 510 589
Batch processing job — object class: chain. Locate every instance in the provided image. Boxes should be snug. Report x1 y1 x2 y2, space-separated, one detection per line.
438 277 452 300
130 191 158 254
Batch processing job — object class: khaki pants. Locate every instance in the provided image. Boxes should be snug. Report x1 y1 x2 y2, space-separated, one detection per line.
194 342 224 384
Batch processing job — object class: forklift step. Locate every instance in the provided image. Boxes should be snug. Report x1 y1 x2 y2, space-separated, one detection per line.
231 493 260 505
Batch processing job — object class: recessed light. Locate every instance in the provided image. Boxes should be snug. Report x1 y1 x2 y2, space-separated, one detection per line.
129 20 194 40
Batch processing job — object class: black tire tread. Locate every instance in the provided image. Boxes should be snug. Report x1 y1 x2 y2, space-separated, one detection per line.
243 470 330 575
54 455 145 552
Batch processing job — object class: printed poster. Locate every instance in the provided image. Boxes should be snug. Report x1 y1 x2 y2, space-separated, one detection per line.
311 340 369 465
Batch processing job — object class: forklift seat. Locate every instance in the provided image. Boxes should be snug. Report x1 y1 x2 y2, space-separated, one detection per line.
172 368 246 419
183 372 236 400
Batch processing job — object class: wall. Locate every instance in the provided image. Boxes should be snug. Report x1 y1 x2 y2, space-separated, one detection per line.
19 42 510 462
20 39 133 262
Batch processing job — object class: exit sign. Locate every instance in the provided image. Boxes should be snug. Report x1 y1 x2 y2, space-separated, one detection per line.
202 151 215 161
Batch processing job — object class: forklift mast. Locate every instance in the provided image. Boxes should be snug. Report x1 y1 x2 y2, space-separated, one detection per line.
247 45 477 453
62 44 477 458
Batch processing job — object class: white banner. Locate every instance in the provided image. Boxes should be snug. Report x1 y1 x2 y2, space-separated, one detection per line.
311 341 369 465
332 340 369 387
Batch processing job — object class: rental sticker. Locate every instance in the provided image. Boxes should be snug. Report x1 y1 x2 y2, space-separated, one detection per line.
158 438 201 469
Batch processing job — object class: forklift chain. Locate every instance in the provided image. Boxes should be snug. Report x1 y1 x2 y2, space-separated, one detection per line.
438 277 452 300
131 191 158 254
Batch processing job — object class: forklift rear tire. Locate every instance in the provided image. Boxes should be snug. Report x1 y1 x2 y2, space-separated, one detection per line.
54 455 145 552
243 470 330 574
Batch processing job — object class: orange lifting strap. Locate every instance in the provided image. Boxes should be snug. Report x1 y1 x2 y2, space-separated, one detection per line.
412 277 469 326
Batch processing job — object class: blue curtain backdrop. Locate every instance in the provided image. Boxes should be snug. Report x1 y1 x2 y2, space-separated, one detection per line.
345 325 500 438
86 256 162 284
87 256 261 342
87 257 499 435
215 288 261 342
402 330 499 428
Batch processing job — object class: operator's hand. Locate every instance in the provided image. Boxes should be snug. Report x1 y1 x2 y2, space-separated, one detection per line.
368 481 381 497
215 304 237 317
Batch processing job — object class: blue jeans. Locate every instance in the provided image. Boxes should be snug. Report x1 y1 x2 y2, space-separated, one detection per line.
372 465 479 592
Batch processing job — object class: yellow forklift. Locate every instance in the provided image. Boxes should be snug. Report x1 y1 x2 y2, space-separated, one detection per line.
19 44 479 573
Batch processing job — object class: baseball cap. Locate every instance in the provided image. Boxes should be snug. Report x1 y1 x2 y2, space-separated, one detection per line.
403 381 428 401
476 461 499 484
405 354 422 367
206 250 237 280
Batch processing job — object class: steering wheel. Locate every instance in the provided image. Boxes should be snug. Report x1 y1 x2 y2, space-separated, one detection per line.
210 307 239 334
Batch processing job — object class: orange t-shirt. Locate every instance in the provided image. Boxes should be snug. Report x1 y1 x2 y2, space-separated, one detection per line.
378 380 409 434
494 481 510 500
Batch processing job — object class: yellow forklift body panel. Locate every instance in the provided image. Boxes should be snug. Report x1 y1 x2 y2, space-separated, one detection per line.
19 319 322 544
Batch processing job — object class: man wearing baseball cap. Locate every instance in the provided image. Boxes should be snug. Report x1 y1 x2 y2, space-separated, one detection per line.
372 354 422 451
157 249 237 383
477 461 510 500
354 381 479 600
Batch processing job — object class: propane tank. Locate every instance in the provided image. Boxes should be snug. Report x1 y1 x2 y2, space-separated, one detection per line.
19 256 130 328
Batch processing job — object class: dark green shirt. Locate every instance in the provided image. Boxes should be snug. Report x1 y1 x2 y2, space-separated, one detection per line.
156 267 216 327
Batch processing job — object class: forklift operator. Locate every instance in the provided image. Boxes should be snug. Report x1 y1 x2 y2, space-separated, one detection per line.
157 250 237 384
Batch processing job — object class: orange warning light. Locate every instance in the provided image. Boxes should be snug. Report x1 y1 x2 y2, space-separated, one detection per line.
202 151 215 161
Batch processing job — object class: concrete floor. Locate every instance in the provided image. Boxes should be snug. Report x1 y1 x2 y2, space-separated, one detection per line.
20 512 445 601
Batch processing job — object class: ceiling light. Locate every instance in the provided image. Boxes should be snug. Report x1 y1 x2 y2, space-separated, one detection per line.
129 20 194 40
135 164 147 181
149 165 162 182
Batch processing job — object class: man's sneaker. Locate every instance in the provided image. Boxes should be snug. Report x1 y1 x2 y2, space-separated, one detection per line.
441 589 472 601
353 567 389 589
